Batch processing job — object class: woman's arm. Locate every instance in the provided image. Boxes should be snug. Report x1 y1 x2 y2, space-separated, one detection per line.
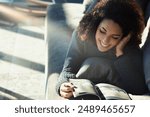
56 30 85 95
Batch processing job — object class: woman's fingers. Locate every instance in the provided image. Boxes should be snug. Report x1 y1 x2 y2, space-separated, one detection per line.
60 91 73 99
116 33 131 57
60 82 74 98
121 33 131 45
61 85 73 92
118 33 131 49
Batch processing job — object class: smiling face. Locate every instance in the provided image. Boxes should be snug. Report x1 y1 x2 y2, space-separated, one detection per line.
95 19 123 52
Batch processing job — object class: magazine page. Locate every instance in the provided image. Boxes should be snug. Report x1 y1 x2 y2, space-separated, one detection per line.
69 79 99 99
96 83 131 100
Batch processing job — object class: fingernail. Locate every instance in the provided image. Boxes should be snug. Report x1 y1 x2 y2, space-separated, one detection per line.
73 88 75 92
73 86 77 89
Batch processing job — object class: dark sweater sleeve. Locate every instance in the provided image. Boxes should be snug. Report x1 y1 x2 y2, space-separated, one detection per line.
114 47 148 94
56 30 85 94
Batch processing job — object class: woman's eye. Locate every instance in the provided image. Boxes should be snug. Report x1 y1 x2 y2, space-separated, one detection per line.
99 29 105 34
112 37 120 40
112 37 119 40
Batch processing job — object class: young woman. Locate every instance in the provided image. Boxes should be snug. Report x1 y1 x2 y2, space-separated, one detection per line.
56 0 148 99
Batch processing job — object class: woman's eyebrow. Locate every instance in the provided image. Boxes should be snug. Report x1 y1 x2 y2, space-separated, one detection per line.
112 34 122 37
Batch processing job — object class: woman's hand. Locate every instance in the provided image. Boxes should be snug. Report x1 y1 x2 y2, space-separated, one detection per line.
60 82 74 99
116 33 131 57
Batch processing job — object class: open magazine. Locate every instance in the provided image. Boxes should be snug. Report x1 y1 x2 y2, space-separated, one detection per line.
69 79 132 100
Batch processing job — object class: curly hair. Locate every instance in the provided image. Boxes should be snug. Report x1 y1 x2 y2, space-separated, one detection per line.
78 0 145 46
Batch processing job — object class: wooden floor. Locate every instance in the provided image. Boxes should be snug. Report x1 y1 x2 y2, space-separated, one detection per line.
0 2 46 100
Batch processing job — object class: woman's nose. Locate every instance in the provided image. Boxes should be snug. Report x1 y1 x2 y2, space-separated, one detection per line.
102 36 110 44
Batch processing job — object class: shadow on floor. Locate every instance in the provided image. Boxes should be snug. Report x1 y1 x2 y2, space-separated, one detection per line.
0 51 45 73
0 22 44 40
0 86 32 100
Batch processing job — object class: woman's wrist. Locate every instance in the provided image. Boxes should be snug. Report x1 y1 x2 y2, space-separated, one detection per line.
116 49 123 57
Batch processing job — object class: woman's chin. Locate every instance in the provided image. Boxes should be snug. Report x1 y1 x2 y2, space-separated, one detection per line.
98 47 108 52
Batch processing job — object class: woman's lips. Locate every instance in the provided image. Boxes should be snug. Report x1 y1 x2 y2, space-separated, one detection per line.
100 41 109 48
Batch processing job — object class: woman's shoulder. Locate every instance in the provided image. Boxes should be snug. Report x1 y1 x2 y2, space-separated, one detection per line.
125 44 142 55
114 45 143 70
119 45 143 63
